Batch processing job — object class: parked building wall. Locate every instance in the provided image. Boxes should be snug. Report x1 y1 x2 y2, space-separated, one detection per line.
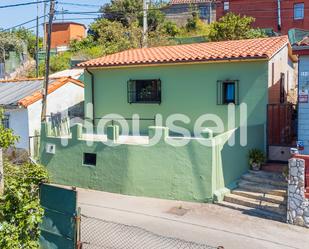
45 22 86 49
216 0 309 34
162 2 216 26
268 46 297 104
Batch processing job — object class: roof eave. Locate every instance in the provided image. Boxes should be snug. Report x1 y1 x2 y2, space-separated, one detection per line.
79 56 269 70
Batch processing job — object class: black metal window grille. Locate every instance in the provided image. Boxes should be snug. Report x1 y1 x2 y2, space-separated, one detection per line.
128 79 161 104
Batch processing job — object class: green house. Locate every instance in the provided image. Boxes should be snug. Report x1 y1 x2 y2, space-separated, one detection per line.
40 36 297 202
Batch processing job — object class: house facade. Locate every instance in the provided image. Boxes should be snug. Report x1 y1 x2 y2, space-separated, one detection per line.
162 0 216 26
0 77 84 156
216 0 309 35
40 36 297 202
289 29 309 154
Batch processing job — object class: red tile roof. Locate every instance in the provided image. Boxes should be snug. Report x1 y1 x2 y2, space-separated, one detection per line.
15 77 83 108
169 0 211 4
78 36 291 68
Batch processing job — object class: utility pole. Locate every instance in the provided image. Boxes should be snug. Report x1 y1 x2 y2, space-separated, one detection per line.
61 7 64 22
43 1 47 50
142 0 148 48
35 0 39 78
41 0 55 122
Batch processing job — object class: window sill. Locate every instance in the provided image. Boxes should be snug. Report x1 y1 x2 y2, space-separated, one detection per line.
129 101 161 104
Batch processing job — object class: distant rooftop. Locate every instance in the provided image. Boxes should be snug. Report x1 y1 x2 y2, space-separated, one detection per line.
50 69 84 80
288 28 309 46
44 22 87 29
0 77 83 108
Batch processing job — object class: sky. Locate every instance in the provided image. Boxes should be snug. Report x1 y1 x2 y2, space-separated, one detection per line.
0 0 110 35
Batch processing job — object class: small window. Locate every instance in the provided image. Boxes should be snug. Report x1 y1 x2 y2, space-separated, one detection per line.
1 114 9 128
223 82 236 104
199 7 209 19
280 73 285 103
294 3 304 20
217 80 239 105
83 153 97 166
224 1 230 11
128 79 161 104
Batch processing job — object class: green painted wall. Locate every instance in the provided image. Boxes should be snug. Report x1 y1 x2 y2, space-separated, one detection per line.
40 123 264 202
41 125 214 202
85 61 268 134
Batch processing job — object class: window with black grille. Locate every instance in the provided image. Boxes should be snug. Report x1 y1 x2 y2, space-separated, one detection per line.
128 79 161 104
217 80 239 105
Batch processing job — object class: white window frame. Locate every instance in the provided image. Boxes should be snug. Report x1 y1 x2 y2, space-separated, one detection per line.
294 3 304 20
223 1 230 11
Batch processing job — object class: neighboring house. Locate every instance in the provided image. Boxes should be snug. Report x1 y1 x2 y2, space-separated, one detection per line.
40 36 297 203
0 77 84 156
44 22 87 50
50 68 85 81
216 0 309 35
162 0 216 26
289 29 309 154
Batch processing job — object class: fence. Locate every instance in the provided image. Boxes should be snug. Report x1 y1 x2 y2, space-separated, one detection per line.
80 214 220 249
39 184 79 249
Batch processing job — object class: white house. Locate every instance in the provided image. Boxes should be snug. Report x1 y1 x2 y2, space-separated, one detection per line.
0 77 84 155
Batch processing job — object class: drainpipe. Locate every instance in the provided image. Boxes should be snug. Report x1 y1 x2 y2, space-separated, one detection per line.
277 0 281 31
85 68 95 126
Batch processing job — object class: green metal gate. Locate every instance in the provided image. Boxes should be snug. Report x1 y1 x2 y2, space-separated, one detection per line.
39 184 80 249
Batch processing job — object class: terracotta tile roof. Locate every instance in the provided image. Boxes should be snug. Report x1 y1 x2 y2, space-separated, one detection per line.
0 77 84 108
78 36 290 68
169 0 211 4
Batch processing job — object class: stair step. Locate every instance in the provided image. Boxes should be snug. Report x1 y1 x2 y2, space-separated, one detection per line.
231 188 287 205
217 201 285 222
238 180 287 197
242 172 287 187
224 193 286 216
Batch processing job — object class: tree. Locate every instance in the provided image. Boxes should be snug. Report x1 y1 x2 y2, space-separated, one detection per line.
12 28 42 58
0 107 48 248
100 0 143 27
0 162 49 248
208 13 266 41
0 32 24 62
90 19 142 53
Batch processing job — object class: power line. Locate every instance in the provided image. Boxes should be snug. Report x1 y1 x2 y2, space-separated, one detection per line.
2 15 48 32
0 0 50 9
57 1 101 8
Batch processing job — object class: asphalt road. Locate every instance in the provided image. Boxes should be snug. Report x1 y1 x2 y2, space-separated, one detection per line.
77 188 309 249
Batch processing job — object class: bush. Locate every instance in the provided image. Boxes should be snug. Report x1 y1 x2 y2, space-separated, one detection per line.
0 162 49 248
208 13 266 41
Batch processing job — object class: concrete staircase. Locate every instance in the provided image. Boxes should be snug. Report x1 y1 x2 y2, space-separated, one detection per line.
218 170 287 222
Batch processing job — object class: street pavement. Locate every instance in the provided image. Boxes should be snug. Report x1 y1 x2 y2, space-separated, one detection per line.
77 188 309 249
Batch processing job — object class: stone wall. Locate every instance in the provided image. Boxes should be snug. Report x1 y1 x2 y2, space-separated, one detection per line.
287 158 309 227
